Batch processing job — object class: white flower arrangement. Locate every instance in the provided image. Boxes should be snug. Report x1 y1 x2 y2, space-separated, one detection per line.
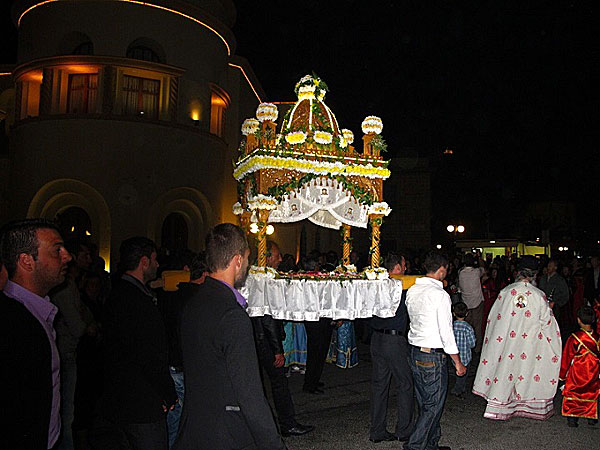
336 264 357 273
342 129 354 145
249 265 278 278
368 202 392 216
313 130 333 145
241 118 260 136
285 131 307 145
339 136 348 148
256 103 278 122
364 267 389 280
232 202 244 215
298 84 316 101
247 194 278 211
361 116 383 135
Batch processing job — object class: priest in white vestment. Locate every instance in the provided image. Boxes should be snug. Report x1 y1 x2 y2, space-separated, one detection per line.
473 256 562 420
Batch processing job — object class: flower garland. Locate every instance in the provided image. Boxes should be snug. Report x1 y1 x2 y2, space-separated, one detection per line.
233 155 391 181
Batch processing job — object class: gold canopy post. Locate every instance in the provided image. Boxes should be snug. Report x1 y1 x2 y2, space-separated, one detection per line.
342 224 352 266
369 214 384 268
257 209 270 266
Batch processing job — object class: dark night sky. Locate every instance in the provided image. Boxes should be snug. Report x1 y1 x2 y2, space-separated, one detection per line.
1 1 597 240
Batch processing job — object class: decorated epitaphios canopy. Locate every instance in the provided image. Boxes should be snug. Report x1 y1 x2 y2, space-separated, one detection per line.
233 75 392 267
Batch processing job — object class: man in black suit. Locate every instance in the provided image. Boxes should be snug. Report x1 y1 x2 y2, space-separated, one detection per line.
91 237 177 450
252 241 313 437
175 224 285 450
369 253 413 443
1 219 73 449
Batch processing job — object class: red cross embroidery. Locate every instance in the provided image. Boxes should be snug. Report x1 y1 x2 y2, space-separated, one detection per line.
522 333 528 339
511 311 516 316
510 331 516 338
525 291 532 296
525 310 531 318
552 355 559 363
550 379 557 385
508 374 514 381
493 377 498 383
536 355 542 361
534 374 540 382
538 332 543 340
482 359 488 365
547 337 552 343
508 353 515 359
496 336 503 342
520 352 527 360
518 375 524 381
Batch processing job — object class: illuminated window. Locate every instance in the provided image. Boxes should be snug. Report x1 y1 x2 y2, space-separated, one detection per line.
67 74 98 114
122 75 160 119
127 46 161 63
210 89 229 137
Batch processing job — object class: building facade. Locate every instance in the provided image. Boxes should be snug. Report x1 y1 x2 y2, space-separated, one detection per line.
0 0 264 269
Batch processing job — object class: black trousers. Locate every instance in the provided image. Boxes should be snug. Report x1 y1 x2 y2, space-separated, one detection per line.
257 342 297 430
303 318 333 390
369 332 414 440
89 415 167 450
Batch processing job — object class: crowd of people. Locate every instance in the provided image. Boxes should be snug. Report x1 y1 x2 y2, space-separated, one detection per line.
2 218 599 450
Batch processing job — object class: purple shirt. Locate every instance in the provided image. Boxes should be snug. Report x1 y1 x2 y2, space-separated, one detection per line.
215 278 247 308
4 280 61 448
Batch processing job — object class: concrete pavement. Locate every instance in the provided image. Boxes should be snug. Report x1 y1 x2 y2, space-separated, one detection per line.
272 343 598 450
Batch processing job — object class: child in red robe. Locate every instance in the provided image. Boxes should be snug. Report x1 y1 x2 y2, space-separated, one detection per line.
559 306 600 427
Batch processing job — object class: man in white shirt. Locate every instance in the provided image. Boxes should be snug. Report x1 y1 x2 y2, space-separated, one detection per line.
458 253 485 352
405 251 466 450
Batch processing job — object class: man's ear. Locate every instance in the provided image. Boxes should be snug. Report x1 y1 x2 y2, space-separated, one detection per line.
140 255 150 270
17 253 35 273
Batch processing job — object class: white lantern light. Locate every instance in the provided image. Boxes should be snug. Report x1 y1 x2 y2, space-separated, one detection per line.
447 225 455 233
457 225 465 233
249 223 259 234
241 118 260 136
266 225 275 235
342 129 354 145
361 116 383 135
256 103 278 122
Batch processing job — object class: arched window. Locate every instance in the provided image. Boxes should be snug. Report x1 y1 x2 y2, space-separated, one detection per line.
59 32 94 56
72 41 94 55
161 213 189 251
55 206 92 241
126 45 161 63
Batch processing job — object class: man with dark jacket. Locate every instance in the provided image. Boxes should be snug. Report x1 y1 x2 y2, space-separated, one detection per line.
175 224 285 450
1 219 72 449
369 253 413 443
251 241 313 437
91 237 177 450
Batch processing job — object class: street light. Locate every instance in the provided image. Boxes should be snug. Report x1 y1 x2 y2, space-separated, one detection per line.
447 224 465 234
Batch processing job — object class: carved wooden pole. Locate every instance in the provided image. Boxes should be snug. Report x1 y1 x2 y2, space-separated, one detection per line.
342 224 352 266
369 214 384 268
257 209 270 266
239 211 251 234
